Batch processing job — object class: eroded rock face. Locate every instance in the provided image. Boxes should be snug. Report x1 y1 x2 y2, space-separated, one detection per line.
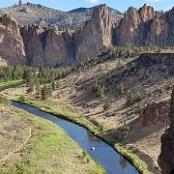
138 53 174 66
114 4 174 47
20 25 68 66
114 4 155 46
139 101 169 127
74 4 112 62
158 88 174 174
0 14 27 65
2 4 174 66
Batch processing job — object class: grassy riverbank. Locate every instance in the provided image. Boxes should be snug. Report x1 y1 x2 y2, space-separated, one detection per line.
0 79 23 88
13 97 152 174
1 106 105 174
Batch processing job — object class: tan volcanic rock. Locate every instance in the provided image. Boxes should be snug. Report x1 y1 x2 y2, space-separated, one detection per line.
139 101 169 127
2 4 174 66
115 4 155 46
0 14 27 65
74 4 113 62
20 25 68 66
158 88 174 174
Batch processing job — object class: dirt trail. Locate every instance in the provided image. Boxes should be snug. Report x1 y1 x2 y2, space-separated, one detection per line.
0 126 31 162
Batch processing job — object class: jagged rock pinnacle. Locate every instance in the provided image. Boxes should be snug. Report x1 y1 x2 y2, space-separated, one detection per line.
18 0 23 6
158 88 174 174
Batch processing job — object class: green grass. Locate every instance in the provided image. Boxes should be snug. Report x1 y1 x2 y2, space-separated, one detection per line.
3 107 105 174
15 97 152 174
0 79 23 88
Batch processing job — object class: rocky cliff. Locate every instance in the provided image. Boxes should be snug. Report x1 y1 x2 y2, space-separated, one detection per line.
138 53 174 65
114 4 174 47
20 25 68 66
139 101 170 127
74 4 112 62
158 88 174 174
2 4 174 66
0 14 26 65
0 4 113 66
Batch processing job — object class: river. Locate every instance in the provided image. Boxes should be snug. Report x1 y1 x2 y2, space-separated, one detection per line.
12 101 139 174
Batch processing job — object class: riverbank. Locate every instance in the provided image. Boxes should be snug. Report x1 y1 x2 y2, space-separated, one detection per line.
0 79 23 88
0 105 105 174
3 86 153 174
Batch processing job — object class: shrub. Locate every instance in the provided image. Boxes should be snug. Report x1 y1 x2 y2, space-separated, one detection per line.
92 81 107 98
103 98 111 111
120 123 130 140
0 94 6 104
117 82 124 95
126 92 143 106
135 103 142 114
18 94 26 102
82 150 87 158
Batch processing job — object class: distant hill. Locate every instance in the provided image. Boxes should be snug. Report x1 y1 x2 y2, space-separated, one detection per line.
0 3 123 29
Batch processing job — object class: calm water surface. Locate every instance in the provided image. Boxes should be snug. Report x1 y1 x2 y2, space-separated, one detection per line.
13 101 139 174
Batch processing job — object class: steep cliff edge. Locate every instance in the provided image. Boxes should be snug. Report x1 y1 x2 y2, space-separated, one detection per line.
114 4 174 47
158 88 174 174
19 4 111 66
74 4 112 62
0 14 26 65
114 4 155 46
2 4 174 66
20 25 68 66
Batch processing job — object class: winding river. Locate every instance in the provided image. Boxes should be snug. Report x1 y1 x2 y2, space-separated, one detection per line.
12 101 139 174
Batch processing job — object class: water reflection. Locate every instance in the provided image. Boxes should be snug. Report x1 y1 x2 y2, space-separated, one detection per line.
119 157 128 169
87 131 102 144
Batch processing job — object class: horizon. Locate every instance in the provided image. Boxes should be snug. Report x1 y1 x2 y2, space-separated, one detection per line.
1 0 174 13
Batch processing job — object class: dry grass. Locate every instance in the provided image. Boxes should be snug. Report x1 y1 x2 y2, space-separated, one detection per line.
0 105 105 174
3 56 174 173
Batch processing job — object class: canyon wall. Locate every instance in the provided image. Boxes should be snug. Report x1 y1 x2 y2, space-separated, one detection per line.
1 4 174 66
158 88 174 174
0 14 27 65
114 4 174 47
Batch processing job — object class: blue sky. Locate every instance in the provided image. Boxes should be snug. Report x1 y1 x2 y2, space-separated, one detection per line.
1 0 174 12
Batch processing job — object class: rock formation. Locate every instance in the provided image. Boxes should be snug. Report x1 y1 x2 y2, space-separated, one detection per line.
114 4 155 46
114 4 174 47
0 14 26 65
139 101 170 127
74 4 112 62
18 0 23 6
1 4 174 66
20 25 68 66
138 53 174 66
19 4 112 66
158 88 174 174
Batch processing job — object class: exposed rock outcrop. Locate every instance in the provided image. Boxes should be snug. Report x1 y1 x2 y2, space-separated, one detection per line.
114 4 174 47
158 88 174 174
19 4 112 66
139 101 170 127
0 14 26 65
20 25 68 66
74 4 112 62
114 4 155 46
138 53 174 66
2 4 174 66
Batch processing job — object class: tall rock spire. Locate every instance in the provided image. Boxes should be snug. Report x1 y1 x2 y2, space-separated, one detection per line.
158 88 174 174
74 4 113 62
18 0 23 6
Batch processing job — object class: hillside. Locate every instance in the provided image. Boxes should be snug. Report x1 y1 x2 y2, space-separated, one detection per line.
4 49 174 173
0 3 123 29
